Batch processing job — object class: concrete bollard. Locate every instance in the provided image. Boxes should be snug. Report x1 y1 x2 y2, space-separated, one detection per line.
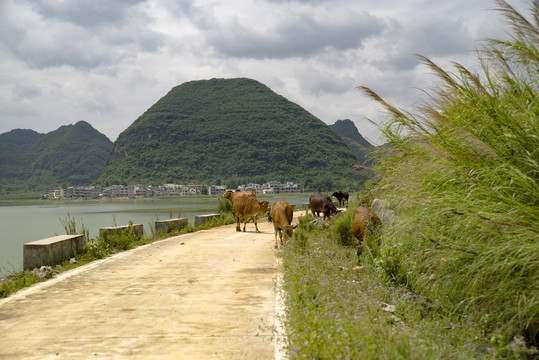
99 224 144 238
155 218 188 233
194 214 220 227
23 234 86 270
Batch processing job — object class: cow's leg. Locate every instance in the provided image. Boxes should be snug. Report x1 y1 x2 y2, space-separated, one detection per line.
235 213 241 232
254 217 260 233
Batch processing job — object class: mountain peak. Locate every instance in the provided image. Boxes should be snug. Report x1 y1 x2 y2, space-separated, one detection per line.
98 78 368 191
330 119 374 165
0 122 113 193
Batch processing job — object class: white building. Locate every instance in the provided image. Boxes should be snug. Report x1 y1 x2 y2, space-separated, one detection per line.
209 185 226 196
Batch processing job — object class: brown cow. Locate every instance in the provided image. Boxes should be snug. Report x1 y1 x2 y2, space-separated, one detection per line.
240 199 269 233
224 190 268 232
223 190 255 203
223 190 266 224
309 193 340 220
224 190 255 230
271 201 297 248
351 206 381 254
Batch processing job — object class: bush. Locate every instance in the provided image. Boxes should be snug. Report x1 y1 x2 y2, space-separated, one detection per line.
331 211 355 247
217 195 233 214
84 237 110 259
100 221 142 251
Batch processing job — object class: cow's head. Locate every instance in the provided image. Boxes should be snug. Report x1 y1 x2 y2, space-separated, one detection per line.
258 201 269 214
279 224 298 239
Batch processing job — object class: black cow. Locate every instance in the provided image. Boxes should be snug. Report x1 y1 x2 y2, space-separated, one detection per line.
332 191 349 207
309 193 341 220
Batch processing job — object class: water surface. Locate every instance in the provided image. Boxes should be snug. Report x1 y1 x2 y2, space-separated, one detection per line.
0 194 309 274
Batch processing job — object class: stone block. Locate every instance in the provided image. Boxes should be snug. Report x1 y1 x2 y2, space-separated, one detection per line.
99 224 144 238
194 214 220 226
155 218 188 233
24 234 86 270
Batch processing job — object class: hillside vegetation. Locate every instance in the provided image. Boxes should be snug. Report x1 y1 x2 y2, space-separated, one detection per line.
97 78 369 191
0 121 113 194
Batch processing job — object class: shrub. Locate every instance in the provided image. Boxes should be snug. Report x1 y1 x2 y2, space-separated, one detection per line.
100 221 142 251
217 195 233 214
84 237 110 259
331 211 355 247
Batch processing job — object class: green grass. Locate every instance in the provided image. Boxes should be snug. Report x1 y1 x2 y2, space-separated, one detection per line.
280 210 538 359
281 214 498 359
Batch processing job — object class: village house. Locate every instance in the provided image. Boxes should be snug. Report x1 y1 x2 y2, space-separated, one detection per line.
43 180 302 199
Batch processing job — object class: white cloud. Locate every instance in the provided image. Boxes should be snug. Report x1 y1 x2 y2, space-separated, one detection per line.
0 0 524 145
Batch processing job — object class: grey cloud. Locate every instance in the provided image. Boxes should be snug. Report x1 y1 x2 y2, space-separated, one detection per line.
1 1 164 69
12 85 43 101
206 9 386 59
25 0 147 28
297 66 355 96
265 0 331 3
376 17 475 71
79 95 116 115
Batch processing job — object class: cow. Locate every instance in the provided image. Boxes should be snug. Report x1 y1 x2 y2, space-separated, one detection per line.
241 199 268 233
332 191 349 207
271 201 297 248
224 190 268 232
224 190 255 224
351 206 381 256
309 193 341 220
223 190 255 203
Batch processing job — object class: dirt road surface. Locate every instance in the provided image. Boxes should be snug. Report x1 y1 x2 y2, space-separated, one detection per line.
0 218 285 359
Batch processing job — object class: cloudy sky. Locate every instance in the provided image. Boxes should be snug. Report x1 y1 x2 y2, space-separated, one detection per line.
0 0 529 144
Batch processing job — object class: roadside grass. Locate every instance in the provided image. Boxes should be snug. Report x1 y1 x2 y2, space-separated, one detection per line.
281 213 505 359
320 1 538 357
0 209 235 299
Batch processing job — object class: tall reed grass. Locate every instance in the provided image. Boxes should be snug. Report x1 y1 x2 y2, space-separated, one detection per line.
359 0 539 347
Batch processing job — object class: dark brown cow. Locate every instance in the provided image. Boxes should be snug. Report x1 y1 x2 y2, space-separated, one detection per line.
351 206 381 254
309 193 340 220
332 191 349 207
271 201 297 248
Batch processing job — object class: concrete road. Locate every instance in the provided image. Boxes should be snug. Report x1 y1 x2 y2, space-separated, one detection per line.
0 219 284 359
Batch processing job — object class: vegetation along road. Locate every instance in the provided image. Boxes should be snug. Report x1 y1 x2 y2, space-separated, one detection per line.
0 218 285 359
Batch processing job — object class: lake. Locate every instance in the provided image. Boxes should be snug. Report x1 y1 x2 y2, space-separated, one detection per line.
0 194 309 275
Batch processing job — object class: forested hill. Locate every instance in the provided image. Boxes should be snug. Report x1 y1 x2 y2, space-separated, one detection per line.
97 78 369 191
330 119 374 164
0 121 113 193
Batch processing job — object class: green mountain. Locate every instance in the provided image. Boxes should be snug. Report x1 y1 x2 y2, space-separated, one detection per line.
330 119 374 165
0 121 113 193
98 78 369 191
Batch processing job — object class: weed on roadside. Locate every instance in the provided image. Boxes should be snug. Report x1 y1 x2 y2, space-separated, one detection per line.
280 213 503 359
